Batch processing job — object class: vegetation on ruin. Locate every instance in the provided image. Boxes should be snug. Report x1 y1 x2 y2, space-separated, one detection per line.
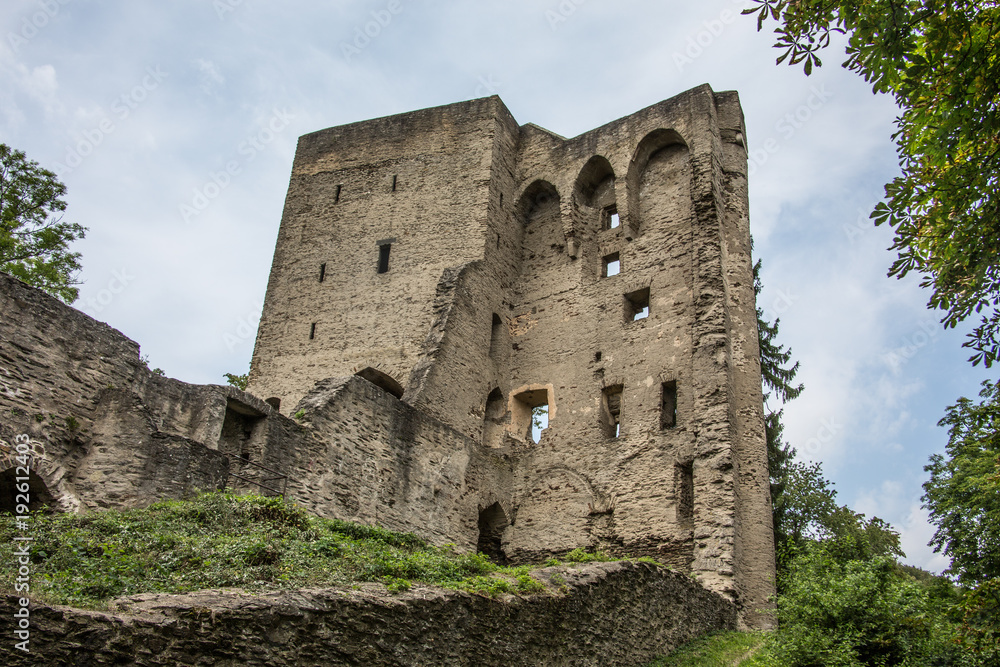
0 492 585 610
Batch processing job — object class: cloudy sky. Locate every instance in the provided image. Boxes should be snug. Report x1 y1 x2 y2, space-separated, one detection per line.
1 0 991 573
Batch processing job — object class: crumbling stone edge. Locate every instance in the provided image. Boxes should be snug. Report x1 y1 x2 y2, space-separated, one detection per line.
0 560 738 666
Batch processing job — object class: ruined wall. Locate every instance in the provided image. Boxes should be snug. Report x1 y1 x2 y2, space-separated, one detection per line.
0 273 230 513
247 89 775 626
0 272 500 553
1 561 737 667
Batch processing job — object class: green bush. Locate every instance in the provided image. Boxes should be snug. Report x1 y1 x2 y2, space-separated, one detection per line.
770 547 965 666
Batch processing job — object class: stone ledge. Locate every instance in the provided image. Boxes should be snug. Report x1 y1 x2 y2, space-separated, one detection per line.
1 561 736 666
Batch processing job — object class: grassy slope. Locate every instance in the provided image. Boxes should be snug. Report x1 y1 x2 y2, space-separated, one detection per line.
650 631 775 667
0 492 564 609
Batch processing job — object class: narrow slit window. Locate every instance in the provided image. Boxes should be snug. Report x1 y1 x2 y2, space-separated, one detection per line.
603 252 620 278
391 174 397 191
489 313 504 359
334 184 342 203
661 380 677 429
318 263 326 283
309 323 316 340
377 244 391 274
625 287 650 321
602 385 623 438
603 205 620 230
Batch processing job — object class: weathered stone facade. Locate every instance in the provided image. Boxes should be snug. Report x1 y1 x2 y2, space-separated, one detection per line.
0 561 737 666
249 87 775 626
0 86 775 636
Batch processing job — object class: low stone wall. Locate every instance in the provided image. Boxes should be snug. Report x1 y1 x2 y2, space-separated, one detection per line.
0 561 736 666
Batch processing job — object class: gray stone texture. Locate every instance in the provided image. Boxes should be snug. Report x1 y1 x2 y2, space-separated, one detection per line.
248 87 775 626
0 561 737 666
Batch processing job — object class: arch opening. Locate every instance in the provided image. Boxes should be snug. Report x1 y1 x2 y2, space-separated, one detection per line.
477 502 509 563
0 468 58 514
355 367 405 399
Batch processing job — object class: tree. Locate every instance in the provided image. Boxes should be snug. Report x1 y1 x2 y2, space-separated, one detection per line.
224 371 249 390
0 144 86 303
745 1 1000 367
923 380 1000 586
755 257 804 548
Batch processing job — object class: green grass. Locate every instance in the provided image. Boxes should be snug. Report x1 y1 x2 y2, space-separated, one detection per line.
0 492 557 609
650 631 774 667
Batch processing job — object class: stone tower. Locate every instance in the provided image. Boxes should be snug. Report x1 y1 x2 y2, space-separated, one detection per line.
247 86 775 627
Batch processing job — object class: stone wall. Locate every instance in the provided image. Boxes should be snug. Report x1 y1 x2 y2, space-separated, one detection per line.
0 561 737 666
247 88 776 626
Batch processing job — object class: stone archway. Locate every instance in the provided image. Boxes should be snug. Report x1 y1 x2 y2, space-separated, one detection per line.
0 467 59 514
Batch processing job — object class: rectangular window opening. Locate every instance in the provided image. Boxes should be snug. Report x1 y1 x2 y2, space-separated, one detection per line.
625 287 650 322
661 380 677 429
530 404 549 443
309 322 316 340
319 263 326 283
603 385 623 438
603 205 620 230
334 184 342 204
602 252 620 278
377 244 391 274
391 174 397 192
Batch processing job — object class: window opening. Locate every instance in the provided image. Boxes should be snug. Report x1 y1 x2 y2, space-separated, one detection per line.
603 385 623 438
603 205 620 230
625 287 650 321
661 380 677 429
489 313 504 359
477 502 509 563
309 323 316 340
594 351 602 362
530 404 548 443
319 263 326 283
334 184 342 203
391 174 397 192
377 244 391 274
603 252 620 278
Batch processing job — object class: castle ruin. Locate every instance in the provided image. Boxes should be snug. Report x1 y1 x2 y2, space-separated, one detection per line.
0 85 775 631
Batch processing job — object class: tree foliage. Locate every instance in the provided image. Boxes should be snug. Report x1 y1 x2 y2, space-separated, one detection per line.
0 144 86 303
755 257 805 550
224 372 249 391
745 0 1000 367
923 380 1000 586
771 549 964 666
